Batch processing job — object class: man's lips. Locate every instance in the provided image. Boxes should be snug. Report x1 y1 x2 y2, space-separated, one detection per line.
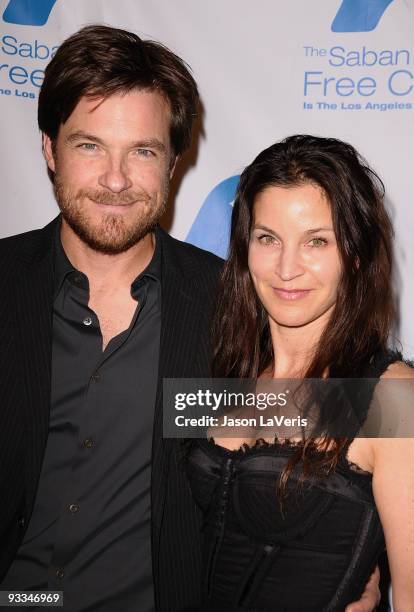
89 198 137 207
272 288 312 301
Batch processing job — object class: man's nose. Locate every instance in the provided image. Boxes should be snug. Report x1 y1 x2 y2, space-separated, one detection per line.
276 246 305 281
98 155 132 193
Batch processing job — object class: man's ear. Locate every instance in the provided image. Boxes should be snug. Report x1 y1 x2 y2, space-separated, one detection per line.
42 133 56 173
169 156 179 179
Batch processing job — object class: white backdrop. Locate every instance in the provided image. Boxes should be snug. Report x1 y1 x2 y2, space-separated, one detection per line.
1 0 413 357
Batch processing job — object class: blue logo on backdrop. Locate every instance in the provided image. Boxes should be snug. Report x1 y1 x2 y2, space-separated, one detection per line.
1 0 394 30
185 175 240 259
2 0 58 26
331 0 394 32
302 0 411 113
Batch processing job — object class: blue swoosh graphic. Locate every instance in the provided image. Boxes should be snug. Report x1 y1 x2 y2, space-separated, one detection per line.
3 0 58 26
186 175 240 259
332 0 394 32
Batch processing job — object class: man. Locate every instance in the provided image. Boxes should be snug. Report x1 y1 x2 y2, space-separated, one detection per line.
0 24 379 612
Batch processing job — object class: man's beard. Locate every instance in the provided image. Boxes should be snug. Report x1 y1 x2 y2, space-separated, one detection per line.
54 176 169 255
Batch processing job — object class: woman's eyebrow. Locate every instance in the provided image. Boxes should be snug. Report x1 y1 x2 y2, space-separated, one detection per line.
252 224 278 235
305 227 334 234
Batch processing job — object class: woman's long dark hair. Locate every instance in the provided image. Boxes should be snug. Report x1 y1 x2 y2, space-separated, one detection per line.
212 135 395 484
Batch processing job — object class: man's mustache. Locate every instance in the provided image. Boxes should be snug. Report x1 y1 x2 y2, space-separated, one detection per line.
77 189 151 206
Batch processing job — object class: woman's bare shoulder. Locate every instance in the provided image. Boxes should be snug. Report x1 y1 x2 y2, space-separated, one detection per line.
380 360 414 379
363 360 414 440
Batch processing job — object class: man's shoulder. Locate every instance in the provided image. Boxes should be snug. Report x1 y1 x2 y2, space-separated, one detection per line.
0 225 47 251
168 234 224 268
159 227 224 279
0 218 57 265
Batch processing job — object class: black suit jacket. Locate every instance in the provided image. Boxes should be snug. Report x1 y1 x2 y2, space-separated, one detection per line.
0 216 223 611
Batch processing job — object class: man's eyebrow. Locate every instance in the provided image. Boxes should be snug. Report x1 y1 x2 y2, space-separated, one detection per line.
65 131 105 145
65 132 167 153
129 138 167 153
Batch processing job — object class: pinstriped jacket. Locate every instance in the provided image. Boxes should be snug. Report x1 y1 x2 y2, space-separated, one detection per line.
0 216 223 611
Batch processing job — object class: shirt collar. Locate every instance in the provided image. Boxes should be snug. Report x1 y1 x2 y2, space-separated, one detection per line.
53 218 78 299
131 225 163 296
53 217 163 300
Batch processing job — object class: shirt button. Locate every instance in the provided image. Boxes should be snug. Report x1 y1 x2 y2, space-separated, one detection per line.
91 371 100 382
83 438 94 449
56 568 65 580
17 516 26 528
69 503 79 514
83 316 92 326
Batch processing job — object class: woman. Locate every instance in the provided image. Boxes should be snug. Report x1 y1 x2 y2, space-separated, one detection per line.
186 135 414 610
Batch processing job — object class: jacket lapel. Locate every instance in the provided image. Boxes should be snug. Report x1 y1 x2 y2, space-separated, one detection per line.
13 218 57 513
151 229 209 582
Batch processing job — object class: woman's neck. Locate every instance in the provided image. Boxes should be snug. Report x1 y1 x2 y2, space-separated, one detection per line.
268 310 332 378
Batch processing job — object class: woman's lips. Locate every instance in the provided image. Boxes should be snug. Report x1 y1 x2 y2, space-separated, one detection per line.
272 288 312 300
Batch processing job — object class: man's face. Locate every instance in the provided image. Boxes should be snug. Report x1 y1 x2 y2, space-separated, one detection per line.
43 89 175 254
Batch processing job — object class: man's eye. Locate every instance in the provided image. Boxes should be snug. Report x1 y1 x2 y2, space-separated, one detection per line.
308 237 327 247
79 143 97 151
136 149 155 158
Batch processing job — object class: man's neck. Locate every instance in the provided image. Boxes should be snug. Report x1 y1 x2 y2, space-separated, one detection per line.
60 220 155 292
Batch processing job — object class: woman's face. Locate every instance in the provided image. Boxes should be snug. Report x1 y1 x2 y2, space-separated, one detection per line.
248 183 342 330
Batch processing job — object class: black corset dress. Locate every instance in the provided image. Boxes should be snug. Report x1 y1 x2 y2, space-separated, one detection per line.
185 352 404 611
187 439 382 611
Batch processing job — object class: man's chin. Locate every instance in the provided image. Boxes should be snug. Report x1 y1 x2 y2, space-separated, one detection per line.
63 216 155 255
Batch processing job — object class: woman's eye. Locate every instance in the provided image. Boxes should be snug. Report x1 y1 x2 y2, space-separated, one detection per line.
258 234 276 245
309 237 327 247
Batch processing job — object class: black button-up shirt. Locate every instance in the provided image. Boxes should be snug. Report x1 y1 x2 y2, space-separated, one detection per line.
3 223 162 611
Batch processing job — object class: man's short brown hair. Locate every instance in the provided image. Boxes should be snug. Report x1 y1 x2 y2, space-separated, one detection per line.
38 24 199 156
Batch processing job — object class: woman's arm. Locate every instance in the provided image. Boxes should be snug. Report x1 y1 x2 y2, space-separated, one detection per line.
344 566 380 612
372 362 414 611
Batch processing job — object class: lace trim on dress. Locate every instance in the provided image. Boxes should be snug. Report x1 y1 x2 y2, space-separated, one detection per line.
199 436 373 482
